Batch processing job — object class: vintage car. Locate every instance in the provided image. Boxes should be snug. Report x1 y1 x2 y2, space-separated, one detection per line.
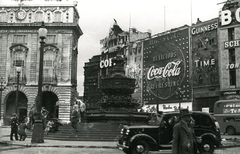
118 111 221 154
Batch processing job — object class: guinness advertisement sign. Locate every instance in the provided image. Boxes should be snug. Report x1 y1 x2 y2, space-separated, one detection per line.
143 27 192 104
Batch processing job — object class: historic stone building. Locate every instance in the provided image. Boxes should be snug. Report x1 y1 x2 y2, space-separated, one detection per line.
126 28 151 106
218 0 240 100
191 18 220 113
0 0 82 124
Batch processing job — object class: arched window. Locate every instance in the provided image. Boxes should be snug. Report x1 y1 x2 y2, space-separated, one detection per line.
9 44 28 83
43 45 59 83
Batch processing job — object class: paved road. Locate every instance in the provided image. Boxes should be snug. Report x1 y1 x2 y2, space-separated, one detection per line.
1 145 240 154
215 147 240 154
152 147 240 154
0 146 125 154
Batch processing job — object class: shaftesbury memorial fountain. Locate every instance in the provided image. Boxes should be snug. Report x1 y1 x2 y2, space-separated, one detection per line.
86 54 150 124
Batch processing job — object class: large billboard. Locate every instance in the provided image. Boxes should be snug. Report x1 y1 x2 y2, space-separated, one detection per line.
143 26 192 104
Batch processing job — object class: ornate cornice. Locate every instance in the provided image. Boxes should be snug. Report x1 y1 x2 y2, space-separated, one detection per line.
0 6 69 12
0 22 83 37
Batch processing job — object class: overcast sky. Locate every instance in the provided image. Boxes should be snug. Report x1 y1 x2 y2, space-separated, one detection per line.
76 0 225 95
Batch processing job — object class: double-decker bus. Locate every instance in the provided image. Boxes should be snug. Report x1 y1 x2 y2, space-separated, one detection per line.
214 100 240 135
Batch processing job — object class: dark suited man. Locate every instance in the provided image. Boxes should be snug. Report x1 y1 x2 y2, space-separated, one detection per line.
172 109 198 154
10 113 19 141
70 105 79 131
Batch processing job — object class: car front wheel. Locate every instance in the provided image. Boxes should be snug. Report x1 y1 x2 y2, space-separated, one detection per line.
199 139 214 154
131 140 150 154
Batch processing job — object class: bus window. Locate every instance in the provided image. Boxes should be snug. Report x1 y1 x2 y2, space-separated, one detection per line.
224 117 235 122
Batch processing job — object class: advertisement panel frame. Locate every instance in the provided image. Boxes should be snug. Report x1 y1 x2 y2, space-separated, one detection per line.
142 26 192 106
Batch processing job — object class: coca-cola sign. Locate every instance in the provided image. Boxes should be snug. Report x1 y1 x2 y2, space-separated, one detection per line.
143 27 191 103
147 60 182 80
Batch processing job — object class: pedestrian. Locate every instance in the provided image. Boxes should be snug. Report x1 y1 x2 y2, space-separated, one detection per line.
172 108 199 154
41 107 49 130
41 107 49 119
10 113 18 141
28 105 36 130
79 101 86 123
70 105 79 131
44 120 53 135
18 120 28 141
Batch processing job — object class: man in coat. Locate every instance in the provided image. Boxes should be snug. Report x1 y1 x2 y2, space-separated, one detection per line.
172 109 198 154
70 105 79 131
10 113 19 141
79 101 86 123
18 120 28 141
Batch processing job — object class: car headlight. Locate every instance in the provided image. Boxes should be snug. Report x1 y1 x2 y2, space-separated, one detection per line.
126 129 130 135
121 128 124 134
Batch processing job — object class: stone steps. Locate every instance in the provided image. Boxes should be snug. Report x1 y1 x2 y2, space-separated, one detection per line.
27 122 123 141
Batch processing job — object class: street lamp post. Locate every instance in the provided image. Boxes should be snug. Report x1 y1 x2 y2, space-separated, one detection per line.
15 66 21 114
31 21 47 143
0 77 7 120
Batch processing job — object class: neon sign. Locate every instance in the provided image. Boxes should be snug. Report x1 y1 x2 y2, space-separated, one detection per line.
221 7 240 26
147 60 182 80
224 39 240 49
191 22 218 35
143 27 191 102
99 58 113 68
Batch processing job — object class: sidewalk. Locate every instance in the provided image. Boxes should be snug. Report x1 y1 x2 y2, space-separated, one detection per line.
1 126 240 149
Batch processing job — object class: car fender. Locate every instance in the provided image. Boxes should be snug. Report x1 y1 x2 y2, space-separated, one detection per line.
129 133 158 150
199 133 219 145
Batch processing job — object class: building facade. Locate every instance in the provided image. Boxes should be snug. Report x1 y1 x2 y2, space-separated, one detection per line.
218 1 240 100
83 1 240 114
0 0 82 124
191 18 220 113
83 21 150 110
126 28 151 105
83 55 101 110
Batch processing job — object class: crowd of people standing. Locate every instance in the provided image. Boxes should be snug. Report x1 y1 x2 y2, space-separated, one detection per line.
9 105 50 141
70 100 86 131
10 100 86 141
10 113 28 141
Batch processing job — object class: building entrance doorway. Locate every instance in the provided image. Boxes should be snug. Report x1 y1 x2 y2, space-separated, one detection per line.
18 108 27 122
5 91 28 124
42 91 59 119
